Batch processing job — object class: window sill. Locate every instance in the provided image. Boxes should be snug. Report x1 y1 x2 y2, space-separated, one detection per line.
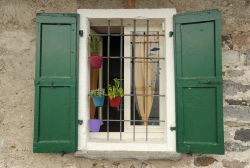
75 150 182 161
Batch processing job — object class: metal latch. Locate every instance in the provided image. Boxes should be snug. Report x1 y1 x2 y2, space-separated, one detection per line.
199 80 222 85
169 31 174 37
78 120 83 125
170 126 176 131
79 30 83 37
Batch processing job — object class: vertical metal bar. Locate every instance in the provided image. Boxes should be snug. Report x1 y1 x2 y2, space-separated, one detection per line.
146 19 149 141
119 19 123 141
133 19 136 141
107 20 111 141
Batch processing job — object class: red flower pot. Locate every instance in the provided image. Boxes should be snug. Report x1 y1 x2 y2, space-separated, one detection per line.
89 55 103 69
109 96 121 108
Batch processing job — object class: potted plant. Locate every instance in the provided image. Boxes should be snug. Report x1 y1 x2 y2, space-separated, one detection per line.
89 36 103 69
89 88 105 132
89 88 105 107
108 78 124 108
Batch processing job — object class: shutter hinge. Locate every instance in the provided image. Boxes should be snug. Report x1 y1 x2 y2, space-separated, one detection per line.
78 120 83 125
170 126 176 131
34 80 40 85
79 30 83 37
169 31 174 37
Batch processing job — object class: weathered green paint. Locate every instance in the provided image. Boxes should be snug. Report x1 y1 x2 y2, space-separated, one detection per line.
174 10 224 154
34 13 79 153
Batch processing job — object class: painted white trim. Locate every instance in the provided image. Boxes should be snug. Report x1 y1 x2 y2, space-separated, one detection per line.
165 16 176 151
87 142 168 151
78 17 90 150
77 9 176 19
77 9 176 152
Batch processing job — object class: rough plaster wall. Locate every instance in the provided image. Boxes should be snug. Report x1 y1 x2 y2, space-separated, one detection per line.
0 0 249 167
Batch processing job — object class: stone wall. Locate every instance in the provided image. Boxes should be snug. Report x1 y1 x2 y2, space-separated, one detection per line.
0 0 249 167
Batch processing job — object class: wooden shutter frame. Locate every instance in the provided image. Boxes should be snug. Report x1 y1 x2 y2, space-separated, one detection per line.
34 13 79 153
174 10 224 154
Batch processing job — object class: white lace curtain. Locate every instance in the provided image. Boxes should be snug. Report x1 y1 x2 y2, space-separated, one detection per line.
134 32 160 125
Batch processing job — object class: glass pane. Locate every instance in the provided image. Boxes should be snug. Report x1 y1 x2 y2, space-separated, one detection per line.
130 31 161 125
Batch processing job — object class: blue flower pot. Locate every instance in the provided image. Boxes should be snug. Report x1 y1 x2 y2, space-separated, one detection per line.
93 96 105 107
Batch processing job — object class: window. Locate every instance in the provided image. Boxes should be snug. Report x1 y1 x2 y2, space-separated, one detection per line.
78 9 176 151
88 19 166 142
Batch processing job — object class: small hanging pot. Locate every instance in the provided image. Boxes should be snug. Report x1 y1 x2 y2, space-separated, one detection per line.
93 96 105 107
109 96 121 108
89 119 103 132
89 55 103 69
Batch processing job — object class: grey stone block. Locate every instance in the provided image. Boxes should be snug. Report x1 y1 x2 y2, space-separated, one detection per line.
222 50 240 65
234 129 250 142
222 160 248 168
226 70 245 77
223 80 250 95
224 106 250 121
224 141 250 152
225 99 248 106
0 137 4 149
222 34 233 50
245 50 250 65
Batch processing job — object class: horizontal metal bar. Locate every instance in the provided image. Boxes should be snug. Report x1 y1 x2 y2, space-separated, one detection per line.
133 41 159 44
94 119 165 122
89 33 165 37
124 94 165 97
132 61 160 63
88 94 165 97
100 56 165 60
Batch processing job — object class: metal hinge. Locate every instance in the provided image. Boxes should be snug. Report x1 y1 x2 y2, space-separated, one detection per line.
169 31 174 37
79 30 83 37
78 120 83 125
170 126 176 131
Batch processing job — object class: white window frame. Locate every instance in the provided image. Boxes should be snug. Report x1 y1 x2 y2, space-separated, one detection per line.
77 9 176 152
123 26 165 135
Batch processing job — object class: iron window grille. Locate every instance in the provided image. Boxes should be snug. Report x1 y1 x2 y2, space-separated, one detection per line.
89 19 166 141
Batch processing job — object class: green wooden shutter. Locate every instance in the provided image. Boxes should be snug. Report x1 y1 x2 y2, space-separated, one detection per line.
174 10 224 154
33 13 79 153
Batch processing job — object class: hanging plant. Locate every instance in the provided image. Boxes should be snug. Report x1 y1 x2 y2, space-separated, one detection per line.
108 78 124 108
89 88 105 107
89 88 105 132
89 36 103 69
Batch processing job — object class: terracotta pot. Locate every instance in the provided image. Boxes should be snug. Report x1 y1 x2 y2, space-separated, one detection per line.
109 96 121 108
89 55 103 69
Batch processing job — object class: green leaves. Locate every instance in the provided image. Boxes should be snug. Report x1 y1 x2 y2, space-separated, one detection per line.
108 78 124 99
89 36 101 55
89 88 105 97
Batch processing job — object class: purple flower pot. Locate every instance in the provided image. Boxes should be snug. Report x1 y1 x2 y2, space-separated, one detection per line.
89 119 103 132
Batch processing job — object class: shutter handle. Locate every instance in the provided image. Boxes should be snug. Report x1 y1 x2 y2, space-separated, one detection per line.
199 80 222 84
199 80 210 84
51 81 54 86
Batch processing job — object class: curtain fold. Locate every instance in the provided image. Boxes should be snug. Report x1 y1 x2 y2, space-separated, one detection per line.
134 32 159 125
